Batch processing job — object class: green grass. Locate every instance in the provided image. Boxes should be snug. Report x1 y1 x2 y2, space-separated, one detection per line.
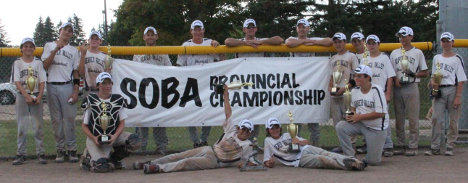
0 120 433 157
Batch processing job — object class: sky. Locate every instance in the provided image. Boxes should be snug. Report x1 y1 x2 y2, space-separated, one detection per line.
0 0 124 46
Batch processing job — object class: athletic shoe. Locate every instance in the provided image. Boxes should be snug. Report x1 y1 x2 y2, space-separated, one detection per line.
69 151 79 163
38 154 47 164
356 145 367 154
424 149 441 156
12 155 25 165
331 146 343 153
133 161 148 170
405 148 418 156
144 164 160 174
383 148 394 157
199 141 208 147
55 150 65 163
393 148 405 155
155 147 167 155
113 160 126 169
343 158 366 171
445 148 454 156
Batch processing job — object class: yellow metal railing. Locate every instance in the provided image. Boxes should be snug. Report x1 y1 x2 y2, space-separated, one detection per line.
0 39 465 57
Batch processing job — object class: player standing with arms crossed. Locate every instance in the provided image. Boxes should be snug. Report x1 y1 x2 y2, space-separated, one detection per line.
42 22 81 163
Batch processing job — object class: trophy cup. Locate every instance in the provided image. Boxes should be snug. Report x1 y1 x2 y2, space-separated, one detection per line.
432 61 443 97
287 111 300 153
239 137 267 172
331 65 343 95
98 102 111 144
215 80 254 94
362 44 369 66
343 84 354 116
400 47 410 84
26 66 37 101
105 45 114 70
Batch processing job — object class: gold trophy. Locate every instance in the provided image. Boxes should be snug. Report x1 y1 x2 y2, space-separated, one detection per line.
287 111 300 153
432 61 443 97
215 80 254 94
362 44 369 66
343 84 354 115
98 102 111 144
105 45 114 71
331 65 343 95
26 66 37 101
400 47 410 84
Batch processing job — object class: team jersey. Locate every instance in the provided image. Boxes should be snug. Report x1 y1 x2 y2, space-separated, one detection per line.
263 133 308 167
330 51 359 90
132 54 172 66
41 41 80 82
82 94 127 136
235 37 266 58
390 47 428 83
177 38 220 66
13 57 47 93
355 53 364 64
432 54 467 85
287 37 324 57
213 118 254 166
351 84 389 131
84 51 107 89
366 53 396 90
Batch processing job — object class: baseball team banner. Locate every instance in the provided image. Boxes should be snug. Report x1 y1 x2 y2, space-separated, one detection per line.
112 57 331 127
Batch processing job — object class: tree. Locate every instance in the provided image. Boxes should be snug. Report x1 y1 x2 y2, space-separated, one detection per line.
0 19 10 47
68 14 86 46
43 17 58 44
33 17 45 46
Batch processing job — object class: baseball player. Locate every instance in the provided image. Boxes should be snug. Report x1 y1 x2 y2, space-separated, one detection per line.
225 18 283 141
177 20 223 148
425 32 466 156
225 18 283 58
263 117 366 171
336 65 389 166
285 18 332 146
133 26 171 154
12 38 47 165
80 72 141 172
390 26 428 156
365 35 396 157
78 30 109 98
350 32 366 63
42 22 81 163
329 32 359 152
133 85 258 174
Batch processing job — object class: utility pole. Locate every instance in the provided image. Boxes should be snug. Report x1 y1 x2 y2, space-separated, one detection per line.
103 0 108 44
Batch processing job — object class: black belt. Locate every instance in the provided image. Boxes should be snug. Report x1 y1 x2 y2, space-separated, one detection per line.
273 154 299 163
48 81 71 85
217 157 241 164
439 85 454 88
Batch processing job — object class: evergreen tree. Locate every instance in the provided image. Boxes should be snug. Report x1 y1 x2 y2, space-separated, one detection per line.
33 17 45 46
68 14 85 46
43 17 58 44
0 19 10 47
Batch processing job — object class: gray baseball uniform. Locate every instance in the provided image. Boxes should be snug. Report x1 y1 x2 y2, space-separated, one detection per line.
430 54 466 150
390 47 428 149
132 53 172 152
13 57 47 156
41 41 80 152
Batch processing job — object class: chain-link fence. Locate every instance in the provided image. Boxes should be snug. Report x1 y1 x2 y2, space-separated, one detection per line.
0 49 454 157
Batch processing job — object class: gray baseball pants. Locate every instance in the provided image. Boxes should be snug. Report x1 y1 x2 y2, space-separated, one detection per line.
47 83 77 151
430 86 461 150
149 146 218 173
299 146 352 170
135 127 168 151
298 123 320 146
84 131 132 162
336 121 386 165
331 97 345 126
188 126 211 144
15 94 45 156
393 83 420 149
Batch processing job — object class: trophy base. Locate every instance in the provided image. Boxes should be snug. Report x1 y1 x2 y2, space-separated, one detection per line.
346 111 354 116
288 144 300 153
98 135 111 144
240 165 267 172
400 76 409 84
431 89 441 98
331 87 340 95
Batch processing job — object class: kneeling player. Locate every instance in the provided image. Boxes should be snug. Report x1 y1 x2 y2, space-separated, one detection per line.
263 118 366 171
80 72 140 172
133 85 258 174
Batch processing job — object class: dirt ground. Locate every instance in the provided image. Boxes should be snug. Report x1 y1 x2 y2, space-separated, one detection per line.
1 148 467 183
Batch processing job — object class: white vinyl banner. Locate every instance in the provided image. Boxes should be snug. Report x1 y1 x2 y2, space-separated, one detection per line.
112 57 331 127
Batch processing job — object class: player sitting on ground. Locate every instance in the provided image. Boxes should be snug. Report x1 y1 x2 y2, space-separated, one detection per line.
263 117 366 171
133 85 258 174
80 72 141 173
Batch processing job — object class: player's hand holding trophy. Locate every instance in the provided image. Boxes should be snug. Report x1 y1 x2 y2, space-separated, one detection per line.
98 102 111 144
287 111 300 153
26 66 37 103
431 61 443 98
215 80 254 94
399 47 413 84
